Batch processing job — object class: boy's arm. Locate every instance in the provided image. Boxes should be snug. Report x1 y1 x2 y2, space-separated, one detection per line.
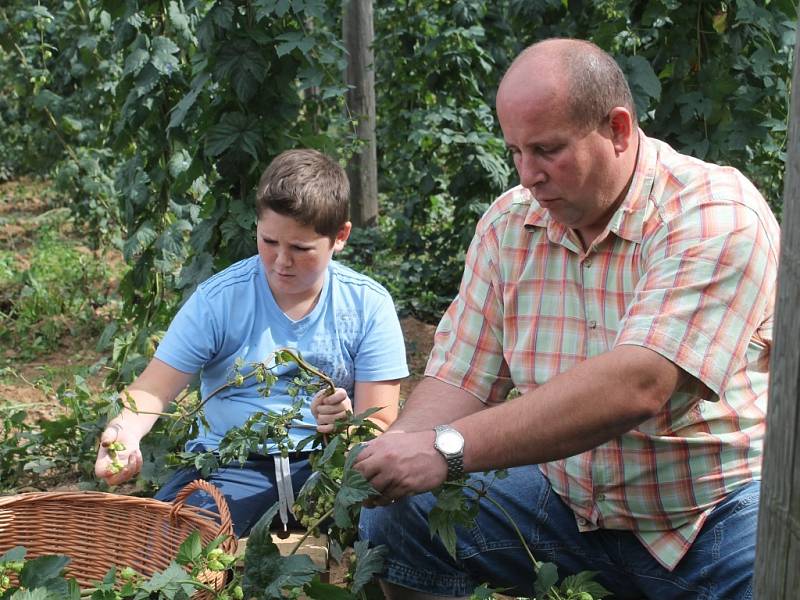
95 358 194 484
354 379 401 432
312 380 401 434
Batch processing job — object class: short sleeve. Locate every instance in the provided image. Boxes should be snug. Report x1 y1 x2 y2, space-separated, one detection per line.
615 200 779 396
425 223 513 404
154 288 222 374
354 293 409 381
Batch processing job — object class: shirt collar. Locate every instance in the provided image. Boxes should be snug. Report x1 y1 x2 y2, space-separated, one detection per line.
523 129 657 246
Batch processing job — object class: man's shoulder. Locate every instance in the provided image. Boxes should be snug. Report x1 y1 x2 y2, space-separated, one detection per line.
647 136 775 224
196 256 261 301
475 185 533 235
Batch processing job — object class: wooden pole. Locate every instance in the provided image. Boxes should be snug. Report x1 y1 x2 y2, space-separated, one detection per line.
753 20 800 600
343 0 378 228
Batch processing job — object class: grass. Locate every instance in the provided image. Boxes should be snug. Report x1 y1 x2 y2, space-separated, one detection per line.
0 178 124 366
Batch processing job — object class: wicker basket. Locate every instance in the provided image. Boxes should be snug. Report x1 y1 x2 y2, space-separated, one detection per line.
0 480 237 599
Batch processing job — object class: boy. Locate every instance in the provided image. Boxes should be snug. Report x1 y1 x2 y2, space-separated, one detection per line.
95 148 408 537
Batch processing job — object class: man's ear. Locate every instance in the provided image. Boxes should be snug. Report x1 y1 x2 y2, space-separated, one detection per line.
333 221 352 252
607 107 635 155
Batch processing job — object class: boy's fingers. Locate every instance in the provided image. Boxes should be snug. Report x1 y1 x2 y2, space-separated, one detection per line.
99 423 122 446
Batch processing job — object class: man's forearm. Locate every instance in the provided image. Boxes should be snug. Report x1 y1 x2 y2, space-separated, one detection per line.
390 376 486 433
454 344 683 472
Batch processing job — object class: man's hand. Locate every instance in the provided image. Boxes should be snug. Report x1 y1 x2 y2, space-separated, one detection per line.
94 423 143 486
353 430 448 505
311 387 353 433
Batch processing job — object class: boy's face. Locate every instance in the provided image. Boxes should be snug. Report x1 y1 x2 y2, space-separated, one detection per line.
256 209 351 307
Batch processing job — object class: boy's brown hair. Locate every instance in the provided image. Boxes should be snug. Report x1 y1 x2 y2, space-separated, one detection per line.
255 149 350 239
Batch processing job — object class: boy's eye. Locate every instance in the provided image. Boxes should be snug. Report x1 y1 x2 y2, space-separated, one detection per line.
292 245 312 252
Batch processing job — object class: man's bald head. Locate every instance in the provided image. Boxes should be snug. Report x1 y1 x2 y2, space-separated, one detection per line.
499 38 637 132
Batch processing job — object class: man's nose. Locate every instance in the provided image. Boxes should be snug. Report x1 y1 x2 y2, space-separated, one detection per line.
518 154 546 189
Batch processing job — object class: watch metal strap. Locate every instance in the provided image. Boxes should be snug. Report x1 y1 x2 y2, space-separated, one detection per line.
445 453 464 480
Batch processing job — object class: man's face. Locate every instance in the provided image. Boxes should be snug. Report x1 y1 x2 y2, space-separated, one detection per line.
496 76 622 244
256 209 349 305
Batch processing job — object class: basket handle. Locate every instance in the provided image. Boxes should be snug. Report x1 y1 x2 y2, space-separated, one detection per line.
170 479 235 548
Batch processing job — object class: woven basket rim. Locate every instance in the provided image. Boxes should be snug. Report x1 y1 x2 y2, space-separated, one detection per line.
0 480 237 599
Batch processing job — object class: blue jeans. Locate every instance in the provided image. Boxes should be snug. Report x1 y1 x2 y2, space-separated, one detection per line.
359 466 758 599
155 452 313 538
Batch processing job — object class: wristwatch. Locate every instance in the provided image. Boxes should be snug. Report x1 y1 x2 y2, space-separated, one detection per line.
433 424 465 481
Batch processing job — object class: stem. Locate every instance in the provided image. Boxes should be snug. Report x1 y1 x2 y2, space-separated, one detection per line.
281 348 336 395
288 505 335 555
194 348 336 416
464 483 542 572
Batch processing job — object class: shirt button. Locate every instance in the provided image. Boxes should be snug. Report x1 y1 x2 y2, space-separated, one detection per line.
588 320 597 329
584 259 592 268
596 493 605 502
577 517 588 526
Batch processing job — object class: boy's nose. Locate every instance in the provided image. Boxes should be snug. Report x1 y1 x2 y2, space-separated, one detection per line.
275 249 292 268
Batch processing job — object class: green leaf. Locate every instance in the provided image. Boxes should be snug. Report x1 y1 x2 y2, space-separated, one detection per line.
469 584 503 599
243 502 322 598
139 562 197 596
123 221 158 261
168 1 196 44
176 530 203 565
32 90 62 111
350 540 386 594
333 445 375 528
0 547 26 562
253 0 286 20
533 561 559 597
427 504 458 558
168 73 209 130
123 47 149 77
214 40 268 103
150 36 180 75
205 112 262 159
274 32 315 57
19 555 70 589
560 571 612 598
7 589 57 600
168 149 192 178
242 502 281 592
304 579 355 599
318 434 342 466
265 555 321 597
620 55 661 108
30 5 54 20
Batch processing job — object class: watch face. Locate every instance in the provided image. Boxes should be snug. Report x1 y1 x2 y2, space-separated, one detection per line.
437 430 463 454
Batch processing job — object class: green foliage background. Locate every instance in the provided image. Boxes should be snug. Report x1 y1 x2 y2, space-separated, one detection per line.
0 0 796 381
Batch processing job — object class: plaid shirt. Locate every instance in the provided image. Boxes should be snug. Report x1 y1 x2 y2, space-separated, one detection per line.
426 130 780 570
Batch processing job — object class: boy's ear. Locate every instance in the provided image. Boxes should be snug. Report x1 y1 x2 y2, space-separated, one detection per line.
333 221 352 252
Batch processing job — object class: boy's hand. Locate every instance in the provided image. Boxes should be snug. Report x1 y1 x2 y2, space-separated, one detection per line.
311 387 353 433
94 423 143 486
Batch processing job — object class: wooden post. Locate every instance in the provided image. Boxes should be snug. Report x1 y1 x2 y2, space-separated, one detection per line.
752 21 800 600
343 0 378 228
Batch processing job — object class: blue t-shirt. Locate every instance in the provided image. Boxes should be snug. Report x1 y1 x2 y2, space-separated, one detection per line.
155 256 409 453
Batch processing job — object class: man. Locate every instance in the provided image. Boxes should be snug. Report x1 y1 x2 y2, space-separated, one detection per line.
354 38 779 599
